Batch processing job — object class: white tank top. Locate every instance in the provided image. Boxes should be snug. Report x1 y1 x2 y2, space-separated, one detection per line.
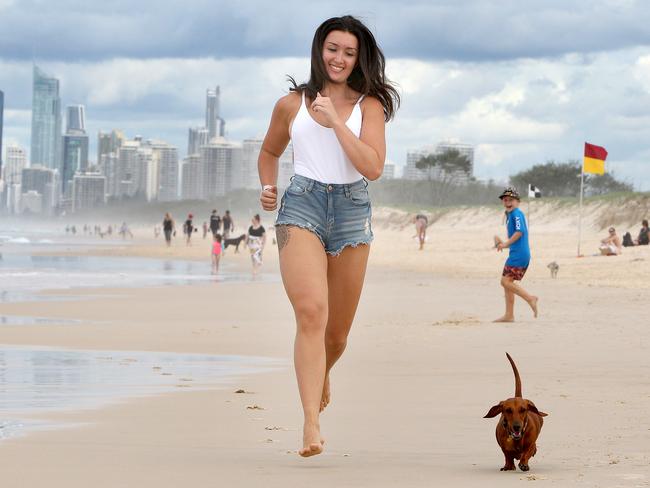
291 92 364 184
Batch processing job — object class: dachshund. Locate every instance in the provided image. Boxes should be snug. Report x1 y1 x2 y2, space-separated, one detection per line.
484 353 548 472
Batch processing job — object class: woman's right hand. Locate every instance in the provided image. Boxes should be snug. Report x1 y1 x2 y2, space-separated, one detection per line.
260 185 278 211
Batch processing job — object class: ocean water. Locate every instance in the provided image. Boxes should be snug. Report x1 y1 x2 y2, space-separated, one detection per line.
0 345 283 440
0 225 278 303
0 227 285 441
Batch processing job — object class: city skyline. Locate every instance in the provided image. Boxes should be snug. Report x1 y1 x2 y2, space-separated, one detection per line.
1 1 650 189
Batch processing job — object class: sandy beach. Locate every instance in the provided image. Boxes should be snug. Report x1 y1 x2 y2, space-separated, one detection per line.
1 202 649 487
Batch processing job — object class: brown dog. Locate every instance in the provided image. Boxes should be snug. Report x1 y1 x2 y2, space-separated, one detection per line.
484 353 548 472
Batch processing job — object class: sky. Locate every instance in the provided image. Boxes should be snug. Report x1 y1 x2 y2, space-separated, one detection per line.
1 0 650 189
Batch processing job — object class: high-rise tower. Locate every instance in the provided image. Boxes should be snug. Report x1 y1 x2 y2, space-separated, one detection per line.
61 104 89 195
206 86 225 140
66 105 86 133
30 66 62 169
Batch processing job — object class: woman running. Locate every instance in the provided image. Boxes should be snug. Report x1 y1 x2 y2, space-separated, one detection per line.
258 15 399 457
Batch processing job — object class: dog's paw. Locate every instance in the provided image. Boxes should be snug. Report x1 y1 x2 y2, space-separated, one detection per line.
500 466 516 471
518 463 530 471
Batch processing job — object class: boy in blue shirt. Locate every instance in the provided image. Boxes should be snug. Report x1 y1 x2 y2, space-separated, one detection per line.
493 187 538 322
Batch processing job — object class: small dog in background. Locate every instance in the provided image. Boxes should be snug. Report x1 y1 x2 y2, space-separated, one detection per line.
547 261 559 279
223 234 247 253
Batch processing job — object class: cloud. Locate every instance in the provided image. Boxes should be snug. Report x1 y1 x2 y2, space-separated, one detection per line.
2 44 650 189
2 1 650 63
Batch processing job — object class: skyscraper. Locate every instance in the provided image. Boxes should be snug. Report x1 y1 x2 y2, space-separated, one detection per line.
66 105 86 132
72 173 106 212
62 134 89 194
21 166 59 214
3 145 27 213
97 129 124 165
0 90 4 176
4 145 27 185
151 142 179 202
206 86 220 140
206 86 225 140
116 140 143 198
201 139 242 198
188 127 209 155
30 66 62 169
62 104 89 195
181 154 202 200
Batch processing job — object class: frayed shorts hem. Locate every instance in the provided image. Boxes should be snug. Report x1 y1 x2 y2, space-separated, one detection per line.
275 220 372 256
327 238 373 257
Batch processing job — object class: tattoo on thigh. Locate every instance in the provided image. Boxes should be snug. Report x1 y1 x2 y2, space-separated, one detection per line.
276 225 290 251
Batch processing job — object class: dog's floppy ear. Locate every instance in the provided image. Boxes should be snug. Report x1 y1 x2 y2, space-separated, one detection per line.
527 400 548 417
484 402 503 418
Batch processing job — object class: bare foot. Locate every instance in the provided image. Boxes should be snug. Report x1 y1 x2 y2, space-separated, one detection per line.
493 316 515 323
528 296 539 318
320 375 330 412
299 423 323 458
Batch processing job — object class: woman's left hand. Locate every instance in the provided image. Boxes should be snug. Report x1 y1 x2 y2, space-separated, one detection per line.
311 92 341 127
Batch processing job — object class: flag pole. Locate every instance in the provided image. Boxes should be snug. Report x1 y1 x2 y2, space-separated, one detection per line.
526 184 531 230
577 165 585 257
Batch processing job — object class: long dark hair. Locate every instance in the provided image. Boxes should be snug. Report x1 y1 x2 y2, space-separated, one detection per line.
289 15 400 121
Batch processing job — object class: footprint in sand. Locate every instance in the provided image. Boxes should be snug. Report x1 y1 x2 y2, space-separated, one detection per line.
432 314 481 326
246 404 265 410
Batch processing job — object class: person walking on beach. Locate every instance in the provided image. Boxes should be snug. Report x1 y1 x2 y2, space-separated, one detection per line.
415 213 428 250
184 214 194 246
258 15 399 457
246 214 266 276
222 210 234 239
210 209 221 237
119 222 132 239
211 233 223 274
162 213 175 247
493 187 538 322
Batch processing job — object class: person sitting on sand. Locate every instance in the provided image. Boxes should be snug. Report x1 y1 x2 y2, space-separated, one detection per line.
415 213 428 250
493 187 538 322
599 227 622 256
635 219 649 246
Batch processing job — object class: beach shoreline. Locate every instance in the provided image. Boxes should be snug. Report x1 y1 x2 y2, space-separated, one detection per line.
0 210 649 487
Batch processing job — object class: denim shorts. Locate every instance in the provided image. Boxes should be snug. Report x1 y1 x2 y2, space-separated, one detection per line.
275 174 373 256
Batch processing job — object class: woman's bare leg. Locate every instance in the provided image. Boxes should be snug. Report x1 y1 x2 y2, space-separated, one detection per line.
277 226 328 457
321 244 370 411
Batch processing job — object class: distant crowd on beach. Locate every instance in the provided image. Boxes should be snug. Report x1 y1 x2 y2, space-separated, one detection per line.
160 209 267 276
65 222 133 239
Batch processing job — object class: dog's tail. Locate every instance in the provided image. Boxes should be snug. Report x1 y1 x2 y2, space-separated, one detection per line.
506 352 522 398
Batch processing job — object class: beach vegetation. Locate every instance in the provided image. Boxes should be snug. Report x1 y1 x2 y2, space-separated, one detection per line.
509 160 633 197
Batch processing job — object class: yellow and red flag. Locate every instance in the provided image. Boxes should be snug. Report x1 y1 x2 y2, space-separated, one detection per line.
583 142 608 175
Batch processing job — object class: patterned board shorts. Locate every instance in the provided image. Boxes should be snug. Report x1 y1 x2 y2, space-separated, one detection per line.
502 265 528 281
